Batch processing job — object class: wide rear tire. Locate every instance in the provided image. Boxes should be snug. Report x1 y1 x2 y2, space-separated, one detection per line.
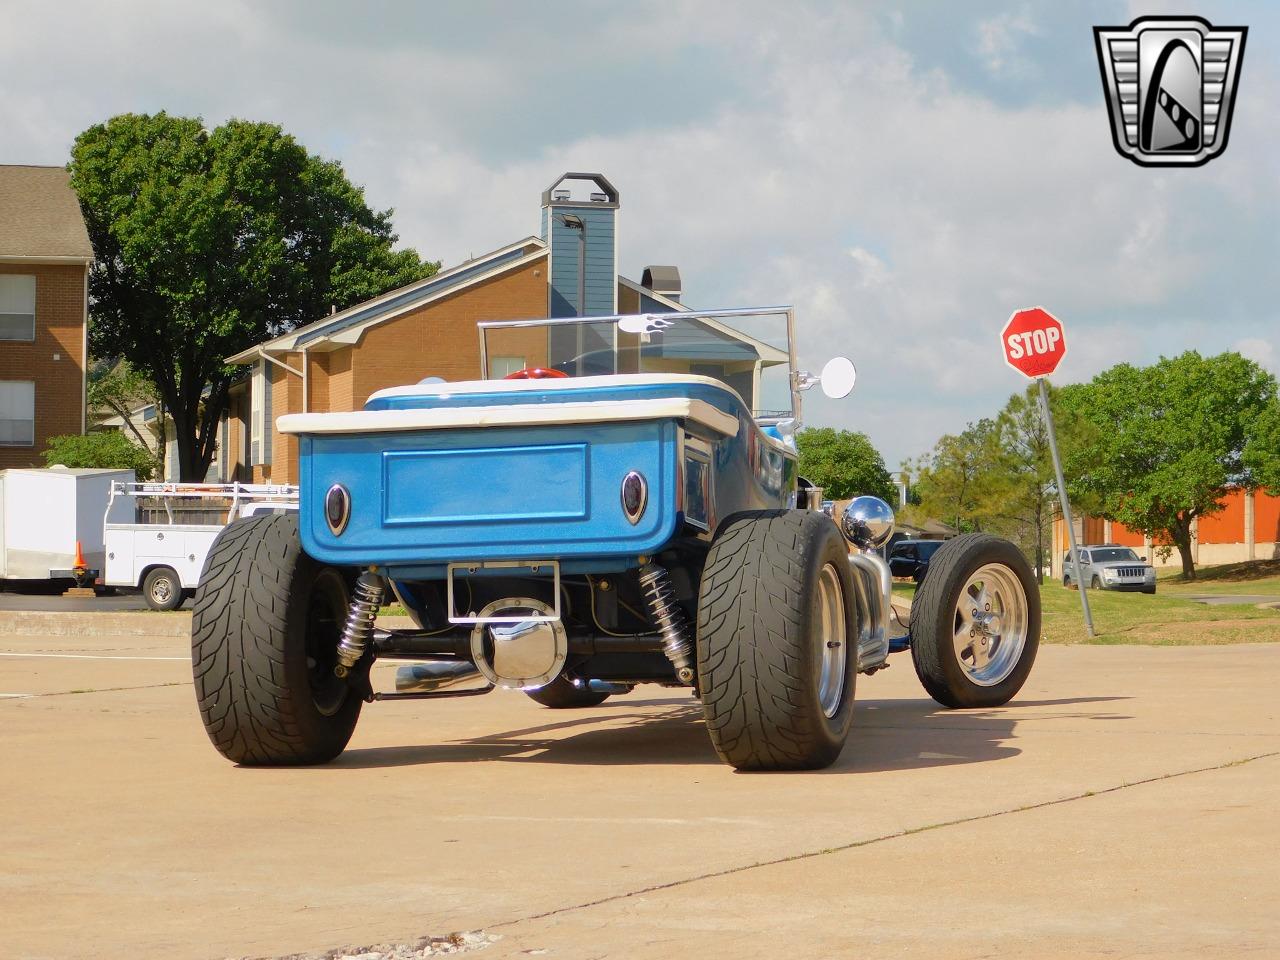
191 514 361 765
910 534 1040 708
697 511 857 771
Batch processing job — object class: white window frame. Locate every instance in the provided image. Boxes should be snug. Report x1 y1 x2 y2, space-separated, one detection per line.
0 380 36 447
0 275 36 342
250 360 265 466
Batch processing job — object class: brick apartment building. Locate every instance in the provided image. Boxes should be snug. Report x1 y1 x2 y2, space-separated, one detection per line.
0 166 92 469
221 172 733 484
1051 487 1280 576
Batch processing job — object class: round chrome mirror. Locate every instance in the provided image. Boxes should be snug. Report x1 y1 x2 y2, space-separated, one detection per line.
820 357 857 399
840 495 895 549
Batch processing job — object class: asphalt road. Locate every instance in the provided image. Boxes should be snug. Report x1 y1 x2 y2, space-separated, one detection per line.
2 623 1277 960
0 588 151 612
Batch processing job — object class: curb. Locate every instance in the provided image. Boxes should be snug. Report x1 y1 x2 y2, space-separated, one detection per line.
0 610 193 639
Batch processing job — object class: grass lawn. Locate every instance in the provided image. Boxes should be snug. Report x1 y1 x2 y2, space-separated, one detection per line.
893 578 1280 646
1157 557 1280 597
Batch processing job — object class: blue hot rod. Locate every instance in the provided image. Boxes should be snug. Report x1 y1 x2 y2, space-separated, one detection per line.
192 308 1040 770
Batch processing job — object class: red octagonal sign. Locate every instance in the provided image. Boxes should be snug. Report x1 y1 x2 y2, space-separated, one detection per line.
1002 307 1067 379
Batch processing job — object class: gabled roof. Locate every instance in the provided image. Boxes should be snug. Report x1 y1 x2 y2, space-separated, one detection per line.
0 165 94 262
227 237 547 364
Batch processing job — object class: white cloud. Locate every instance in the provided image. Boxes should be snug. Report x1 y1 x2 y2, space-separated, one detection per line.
1235 337 1277 373
974 6 1040 76
1 0 1276 468
847 247 890 288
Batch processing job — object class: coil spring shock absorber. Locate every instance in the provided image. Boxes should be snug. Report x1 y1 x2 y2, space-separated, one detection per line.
638 561 696 685
335 567 384 678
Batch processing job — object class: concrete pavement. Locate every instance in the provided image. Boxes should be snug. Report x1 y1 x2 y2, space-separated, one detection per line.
1 626 1277 960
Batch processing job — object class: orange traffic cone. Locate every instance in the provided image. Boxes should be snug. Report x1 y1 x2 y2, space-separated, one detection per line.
72 540 87 576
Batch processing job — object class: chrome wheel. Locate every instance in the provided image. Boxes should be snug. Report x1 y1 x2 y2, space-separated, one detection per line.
150 577 173 605
952 563 1028 686
816 563 847 718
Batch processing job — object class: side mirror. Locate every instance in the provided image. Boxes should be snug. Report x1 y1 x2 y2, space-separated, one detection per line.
819 356 856 399
796 356 857 399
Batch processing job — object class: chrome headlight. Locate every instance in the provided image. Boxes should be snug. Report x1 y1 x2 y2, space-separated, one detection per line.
840 496 895 550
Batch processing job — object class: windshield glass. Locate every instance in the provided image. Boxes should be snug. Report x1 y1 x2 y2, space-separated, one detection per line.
480 308 795 418
1090 548 1141 563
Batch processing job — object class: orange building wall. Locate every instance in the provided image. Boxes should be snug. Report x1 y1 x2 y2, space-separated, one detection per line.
1198 491 1246 544
1254 492 1280 544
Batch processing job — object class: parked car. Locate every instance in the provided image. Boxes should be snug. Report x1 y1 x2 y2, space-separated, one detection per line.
1063 544 1156 593
192 307 1041 771
888 538 945 582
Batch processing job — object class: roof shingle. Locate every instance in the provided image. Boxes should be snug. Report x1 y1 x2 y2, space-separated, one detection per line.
0 165 94 261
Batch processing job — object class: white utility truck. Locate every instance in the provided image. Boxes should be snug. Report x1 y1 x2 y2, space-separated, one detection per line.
103 482 297 610
0 467 136 585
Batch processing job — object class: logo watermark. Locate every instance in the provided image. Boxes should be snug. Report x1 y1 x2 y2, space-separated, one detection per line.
1094 16 1246 167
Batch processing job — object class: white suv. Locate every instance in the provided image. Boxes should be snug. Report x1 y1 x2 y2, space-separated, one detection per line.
1063 545 1157 594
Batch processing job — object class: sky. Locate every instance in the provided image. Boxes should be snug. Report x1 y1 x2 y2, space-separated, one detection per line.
2 0 1277 470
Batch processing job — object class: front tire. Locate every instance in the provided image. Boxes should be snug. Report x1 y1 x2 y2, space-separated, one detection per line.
143 566 184 611
191 514 361 765
697 511 857 771
910 534 1040 709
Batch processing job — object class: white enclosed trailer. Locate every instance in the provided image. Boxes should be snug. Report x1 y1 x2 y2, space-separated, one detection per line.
103 482 298 609
0 467 136 582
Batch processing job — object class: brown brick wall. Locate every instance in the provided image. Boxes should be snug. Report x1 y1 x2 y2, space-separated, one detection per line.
349 256 548 405
0 263 86 469
246 255 548 484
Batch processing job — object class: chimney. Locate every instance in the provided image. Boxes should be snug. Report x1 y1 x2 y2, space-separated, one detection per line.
641 265 682 303
541 173 619 318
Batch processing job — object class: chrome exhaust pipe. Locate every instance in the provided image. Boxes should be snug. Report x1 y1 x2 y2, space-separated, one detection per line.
396 660 483 692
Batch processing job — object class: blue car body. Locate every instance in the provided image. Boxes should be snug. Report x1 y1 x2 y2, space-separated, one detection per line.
283 375 798 579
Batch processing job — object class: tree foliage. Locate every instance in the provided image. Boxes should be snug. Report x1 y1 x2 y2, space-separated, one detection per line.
1058 351 1276 578
796 427 895 501
87 359 159 450
1244 397 1280 494
70 112 439 480
43 432 157 481
907 386 1082 579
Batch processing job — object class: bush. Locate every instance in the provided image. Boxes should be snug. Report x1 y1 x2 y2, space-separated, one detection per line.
43 432 157 481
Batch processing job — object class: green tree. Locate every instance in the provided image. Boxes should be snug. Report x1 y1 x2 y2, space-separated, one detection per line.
908 418 1003 533
992 386 1056 581
87 359 158 450
43 432 157 481
70 112 439 480
1244 397 1280 493
1059 351 1276 579
796 427 895 501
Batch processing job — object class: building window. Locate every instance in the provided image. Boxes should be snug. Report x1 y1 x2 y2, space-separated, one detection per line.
488 356 526 379
0 275 36 341
0 381 35 446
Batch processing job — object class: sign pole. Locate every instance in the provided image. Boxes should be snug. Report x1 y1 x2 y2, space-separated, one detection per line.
1037 376 1094 637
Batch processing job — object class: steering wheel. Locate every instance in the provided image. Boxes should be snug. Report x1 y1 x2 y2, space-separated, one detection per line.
504 367 569 380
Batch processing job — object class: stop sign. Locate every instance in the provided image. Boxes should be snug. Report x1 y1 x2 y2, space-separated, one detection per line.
1002 307 1067 379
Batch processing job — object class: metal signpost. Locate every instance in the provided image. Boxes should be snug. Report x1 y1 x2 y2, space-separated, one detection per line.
1001 307 1095 638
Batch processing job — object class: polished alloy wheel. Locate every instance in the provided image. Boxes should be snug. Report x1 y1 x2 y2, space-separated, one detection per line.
952 563 1028 686
816 562 847 718
150 577 173 605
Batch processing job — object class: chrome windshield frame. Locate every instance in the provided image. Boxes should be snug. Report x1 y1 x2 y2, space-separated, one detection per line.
476 306 800 421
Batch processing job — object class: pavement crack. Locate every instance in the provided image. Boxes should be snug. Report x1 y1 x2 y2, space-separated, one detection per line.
492 750 1280 931
0 681 187 700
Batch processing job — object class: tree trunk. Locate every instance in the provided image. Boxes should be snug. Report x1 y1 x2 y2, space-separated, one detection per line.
1168 516 1196 579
